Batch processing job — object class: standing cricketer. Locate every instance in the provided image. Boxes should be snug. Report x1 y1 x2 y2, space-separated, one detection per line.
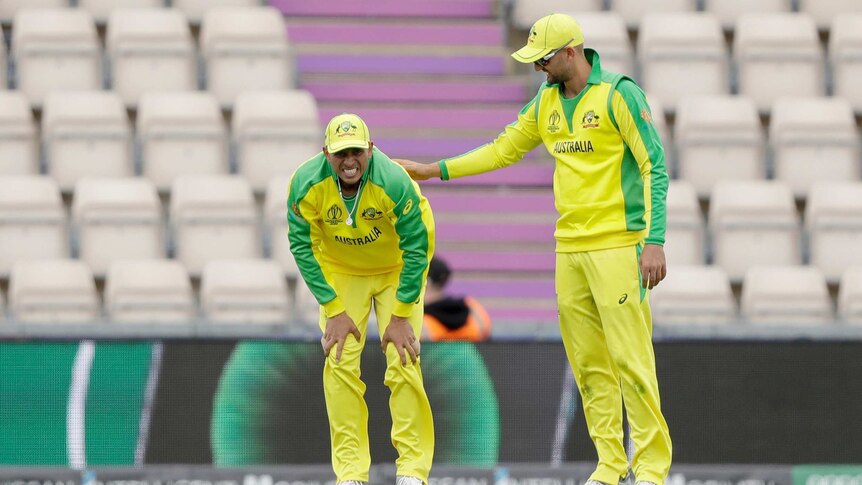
398 13 672 485
287 113 434 485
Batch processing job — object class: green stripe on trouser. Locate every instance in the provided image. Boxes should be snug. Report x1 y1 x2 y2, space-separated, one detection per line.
0 342 152 466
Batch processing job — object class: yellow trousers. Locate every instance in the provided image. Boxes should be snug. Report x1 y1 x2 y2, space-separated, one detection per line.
556 246 672 484
318 271 434 484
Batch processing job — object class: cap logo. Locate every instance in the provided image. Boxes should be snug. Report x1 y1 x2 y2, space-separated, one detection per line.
336 121 359 137
528 27 537 44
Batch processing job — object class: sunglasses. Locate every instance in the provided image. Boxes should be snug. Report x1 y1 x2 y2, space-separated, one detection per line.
534 39 574 67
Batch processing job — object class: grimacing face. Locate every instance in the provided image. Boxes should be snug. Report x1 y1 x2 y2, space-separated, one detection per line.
324 143 373 188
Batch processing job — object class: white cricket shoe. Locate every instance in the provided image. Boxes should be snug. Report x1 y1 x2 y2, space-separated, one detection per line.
396 476 424 485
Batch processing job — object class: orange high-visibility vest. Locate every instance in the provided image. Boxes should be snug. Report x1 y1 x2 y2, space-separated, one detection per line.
423 297 492 342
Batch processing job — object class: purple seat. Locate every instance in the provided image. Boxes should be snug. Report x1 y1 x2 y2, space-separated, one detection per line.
303 79 530 103
298 53 506 75
448 278 556 299
286 21 504 46
270 0 495 18
318 106 521 130
436 222 555 244
425 191 555 212
438 250 555 273
422 164 554 186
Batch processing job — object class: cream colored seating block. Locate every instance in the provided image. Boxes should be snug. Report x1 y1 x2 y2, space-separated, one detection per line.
170 175 261 276
664 180 704 265
201 259 290 324
838 267 862 324
612 0 696 28
105 259 195 324
805 182 862 283
173 0 261 24
0 176 68 275
651 265 736 324
9 259 100 323
80 0 164 24
830 15 862 112
571 12 633 76
72 177 165 277
0 0 67 24
42 91 132 191
702 0 790 30
107 8 196 106
233 90 320 192
741 265 832 325
12 9 102 105
512 0 603 30
0 91 39 175
264 176 299 278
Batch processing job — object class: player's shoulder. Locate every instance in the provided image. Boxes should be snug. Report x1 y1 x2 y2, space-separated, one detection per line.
288 152 329 197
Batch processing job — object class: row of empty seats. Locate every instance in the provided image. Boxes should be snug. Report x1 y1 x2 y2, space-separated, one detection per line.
0 174 299 278
651 264 862 325
0 89 319 191
1 6 292 106
0 258 318 325
0 0 262 23
667 180 862 282
670 95 860 198
511 0 862 30
523 10 862 111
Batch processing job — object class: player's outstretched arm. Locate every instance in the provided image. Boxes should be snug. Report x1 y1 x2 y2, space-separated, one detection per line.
395 159 441 181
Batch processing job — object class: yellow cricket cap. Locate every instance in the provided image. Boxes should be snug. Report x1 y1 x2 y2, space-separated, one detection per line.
511 13 584 64
324 113 370 153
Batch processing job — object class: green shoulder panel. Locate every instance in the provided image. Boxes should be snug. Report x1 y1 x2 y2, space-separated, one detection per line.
286 153 339 305
368 148 432 305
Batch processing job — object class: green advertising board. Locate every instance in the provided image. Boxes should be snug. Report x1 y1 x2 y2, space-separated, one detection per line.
794 466 862 485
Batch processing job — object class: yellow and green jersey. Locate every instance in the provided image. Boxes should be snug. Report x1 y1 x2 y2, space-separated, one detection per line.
440 49 668 253
287 147 435 318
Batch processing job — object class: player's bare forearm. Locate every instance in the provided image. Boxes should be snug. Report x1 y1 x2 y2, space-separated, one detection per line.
394 159 441 181
640 243 667 290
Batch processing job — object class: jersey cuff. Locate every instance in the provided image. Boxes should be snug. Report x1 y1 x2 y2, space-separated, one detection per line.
644 238 664 246
438 160 450 181
322 297 346 318
392 300 415 318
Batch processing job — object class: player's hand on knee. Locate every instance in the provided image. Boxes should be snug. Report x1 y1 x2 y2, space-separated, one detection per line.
381 316 419 366
322 312 362 363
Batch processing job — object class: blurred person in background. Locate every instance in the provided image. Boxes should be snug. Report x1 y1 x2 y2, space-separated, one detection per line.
422 256 492 341
286 113 434 485
397 13 671 485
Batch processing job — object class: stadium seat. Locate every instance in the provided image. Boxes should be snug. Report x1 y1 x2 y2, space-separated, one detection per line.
702 0 791 30
637 13 728 110
770 97 859 198
294 277 321 324
232 90 320 192
0 176 68 276
740 265 832 325
734 13 824 111
664 180 705 265
650 265 736 324
0 34 5 89
264 176 298 278
611 0 697 28
173 0 262 24
106 8 197 107
72 177 165 277
170 175 261 276
829 15 862 112
805 182 862 283
80 0 163 24
199 6 293 106
8 259 100 323
104 259 196 324
0 91 39 175
0 0 67 24
838 266 862 324
42 91 132 191
709 181 801 281
511 0 603 30
572 12 634 76
137 91 228 191
674 95 765 197
645 95 671 153
798 0 862 30
200 259 290 324
12 9 102 105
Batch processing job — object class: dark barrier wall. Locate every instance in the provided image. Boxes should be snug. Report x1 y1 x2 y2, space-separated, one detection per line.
0 340 860 466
